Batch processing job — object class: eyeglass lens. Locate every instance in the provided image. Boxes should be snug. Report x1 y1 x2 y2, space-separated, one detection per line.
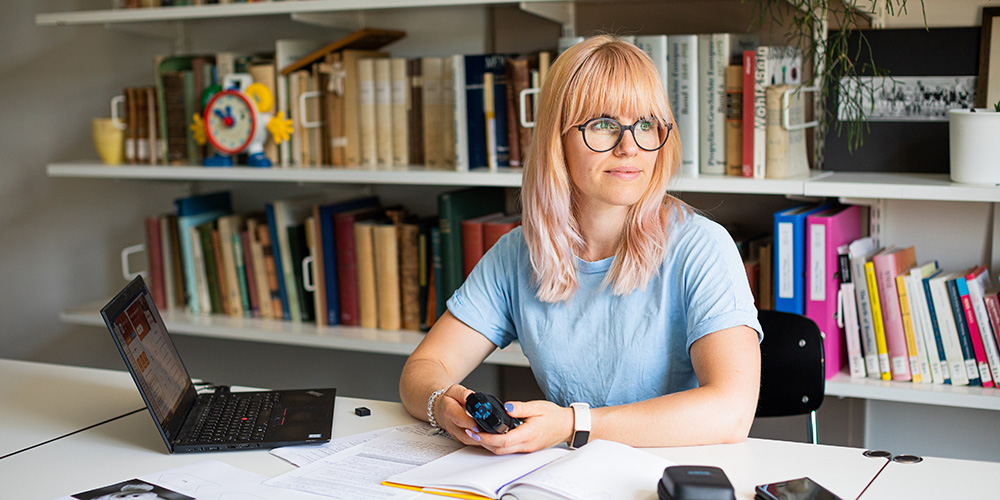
581 118 667 152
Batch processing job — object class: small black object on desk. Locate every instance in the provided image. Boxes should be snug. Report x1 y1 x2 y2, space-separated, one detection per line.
354 407 371 417
659 465 735 500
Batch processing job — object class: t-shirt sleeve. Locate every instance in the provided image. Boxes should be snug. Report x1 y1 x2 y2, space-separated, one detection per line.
674 218 763 350
446 231 520 349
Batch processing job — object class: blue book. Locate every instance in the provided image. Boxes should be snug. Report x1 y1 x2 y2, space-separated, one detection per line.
947 276 983 386
173 192 232 314
456 53 517 169
265 203 290 321
316 196 380 325
431 225 444 319
772 203 834 314
921 269 951 384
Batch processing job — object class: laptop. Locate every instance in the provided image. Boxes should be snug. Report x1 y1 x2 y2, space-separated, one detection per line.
101 276 336 453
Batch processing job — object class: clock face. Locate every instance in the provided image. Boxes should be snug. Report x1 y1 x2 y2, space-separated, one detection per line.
204 90 257 155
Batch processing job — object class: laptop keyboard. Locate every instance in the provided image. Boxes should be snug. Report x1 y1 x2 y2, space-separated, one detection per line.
184 391 280 444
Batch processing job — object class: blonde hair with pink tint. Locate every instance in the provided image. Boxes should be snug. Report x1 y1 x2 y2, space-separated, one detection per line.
521 34 687 302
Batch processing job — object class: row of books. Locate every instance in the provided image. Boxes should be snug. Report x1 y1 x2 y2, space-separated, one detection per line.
770 201 1000 386
142 187 519 331
118 28 551 172
117 28 811 179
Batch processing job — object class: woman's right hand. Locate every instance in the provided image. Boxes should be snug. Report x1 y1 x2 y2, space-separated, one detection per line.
434 384 486 446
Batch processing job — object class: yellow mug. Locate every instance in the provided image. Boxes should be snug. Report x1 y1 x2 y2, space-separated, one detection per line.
92 117 125 165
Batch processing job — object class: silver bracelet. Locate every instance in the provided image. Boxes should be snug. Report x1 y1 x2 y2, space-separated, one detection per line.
427 386 449 428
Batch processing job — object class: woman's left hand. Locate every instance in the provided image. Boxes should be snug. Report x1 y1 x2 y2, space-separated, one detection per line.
472 400 575 455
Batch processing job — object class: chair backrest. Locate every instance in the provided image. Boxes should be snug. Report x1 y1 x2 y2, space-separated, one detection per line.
756 310 825 418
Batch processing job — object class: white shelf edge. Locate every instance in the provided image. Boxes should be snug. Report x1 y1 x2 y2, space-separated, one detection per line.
59 306 529 367
826 372 1000 411
61 306 1000 408
35 0 555 26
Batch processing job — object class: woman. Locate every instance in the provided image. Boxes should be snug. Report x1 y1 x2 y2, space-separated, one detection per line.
400 34 761 454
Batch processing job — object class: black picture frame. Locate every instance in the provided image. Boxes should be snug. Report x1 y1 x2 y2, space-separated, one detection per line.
976 7 1000 108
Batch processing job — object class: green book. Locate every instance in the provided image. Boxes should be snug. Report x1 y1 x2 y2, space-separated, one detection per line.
287 224 315 323
195 221 224 315
437 187 506 310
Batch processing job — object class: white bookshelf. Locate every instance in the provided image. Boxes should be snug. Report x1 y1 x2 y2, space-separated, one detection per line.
59 303 529 367
59 305 1000 410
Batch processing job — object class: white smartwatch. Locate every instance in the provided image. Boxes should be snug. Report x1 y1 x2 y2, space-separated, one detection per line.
569 402 591 449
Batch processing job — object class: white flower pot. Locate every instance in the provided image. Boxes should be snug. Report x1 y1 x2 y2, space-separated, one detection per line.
948 109 1000 185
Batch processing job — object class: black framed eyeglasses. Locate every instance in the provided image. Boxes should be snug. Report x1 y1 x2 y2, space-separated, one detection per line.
575 117 672 153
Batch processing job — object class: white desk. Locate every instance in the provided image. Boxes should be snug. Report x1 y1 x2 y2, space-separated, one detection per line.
1 359 996 500
0 359 145 457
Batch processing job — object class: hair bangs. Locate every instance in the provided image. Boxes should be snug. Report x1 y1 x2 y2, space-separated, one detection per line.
560 43 671 133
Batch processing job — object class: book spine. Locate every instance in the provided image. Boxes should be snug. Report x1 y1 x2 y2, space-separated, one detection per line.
374 58 394 168
850 254 881 378
945 278 983 385
956 278 993 387
668 35 699 177
896 275 922 382
354 222 378 329
873 255 911 381
984 293 1000 360
966 272 1000 383
373 223 401 330
265 205 291 321
931 278 970 385
334 214 361 326
391 58 410 167
400 223 421 331
725 64 743 177
751 46 769 179
358 58 378 168
698 34 725 175
864 261 892 380
145 216 166 310
922 276 953 384
741 50 755 177
910 271 943 383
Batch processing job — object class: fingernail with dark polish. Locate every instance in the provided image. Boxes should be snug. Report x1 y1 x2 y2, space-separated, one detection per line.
465 428 481 442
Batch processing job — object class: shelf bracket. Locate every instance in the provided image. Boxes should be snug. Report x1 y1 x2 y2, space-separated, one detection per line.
519 1 575 34
290 11 364 31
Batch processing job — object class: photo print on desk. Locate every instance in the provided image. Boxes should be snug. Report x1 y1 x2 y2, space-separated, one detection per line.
72 479 193 500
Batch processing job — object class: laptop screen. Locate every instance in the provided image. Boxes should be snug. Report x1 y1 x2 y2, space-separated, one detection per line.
101 276 197 444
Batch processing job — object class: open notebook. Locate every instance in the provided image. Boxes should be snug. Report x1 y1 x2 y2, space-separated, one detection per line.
383 439 673 500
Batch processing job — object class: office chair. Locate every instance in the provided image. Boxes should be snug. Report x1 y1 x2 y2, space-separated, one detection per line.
755 310 825 444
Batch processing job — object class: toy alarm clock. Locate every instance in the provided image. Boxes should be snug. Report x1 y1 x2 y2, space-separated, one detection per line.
191 74 292 167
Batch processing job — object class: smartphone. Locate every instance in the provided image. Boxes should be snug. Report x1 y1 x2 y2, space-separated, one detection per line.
754 477 843 500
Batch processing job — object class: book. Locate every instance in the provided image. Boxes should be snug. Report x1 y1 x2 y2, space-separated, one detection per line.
421 56 446 169
482 213 522 253
416 217 437 331
847 237 882 378
390 57 409 166
174 191 232 315
341 49 388 166
668 35 699 177
908 261 944 383
144 216 166 310
383 440 672 500
257 222 283 319
461 212 505 279
246 216 274 319
454 53 515 170
635 35 669 93
764 84 810 179
984 291 1000 361
928 272 972 386
354 220 378 328
922 270 956 384
373 221 402 330
195 221 224 314
964 267 1000 384
286 223 315 322
216 214 246 317
725 64 744 176
749 46 801 179
952 273 993 387
773 203 832 315
697 33 757 176
740 49 755 177
408 58 425 166
333 205 387 326
438 187 507 308
399 220 421 331
896 273 924 382
162 214 184 310
373 58 394 167
839 281 866 378
804 204 862 378
314 197 381 325
863 256 891 380
358 58 378 168
871 246 917 381
266 196 325 323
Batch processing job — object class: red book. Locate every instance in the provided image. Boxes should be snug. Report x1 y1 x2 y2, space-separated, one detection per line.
984 290 1000 355
956 268 994 388
145 216 166 310
332 206 384 326
461 212 504 279
871 245 917 381
483 214 522 253
741 49 755 178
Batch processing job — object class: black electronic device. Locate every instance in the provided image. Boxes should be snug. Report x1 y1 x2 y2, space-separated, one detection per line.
658 465 735 500
464 392 522 434
754 477 843 500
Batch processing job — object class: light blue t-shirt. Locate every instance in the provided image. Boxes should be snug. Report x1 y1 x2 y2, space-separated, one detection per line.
447 212 762 408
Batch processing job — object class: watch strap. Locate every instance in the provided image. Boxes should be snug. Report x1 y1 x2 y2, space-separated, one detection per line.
570 402 591 449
